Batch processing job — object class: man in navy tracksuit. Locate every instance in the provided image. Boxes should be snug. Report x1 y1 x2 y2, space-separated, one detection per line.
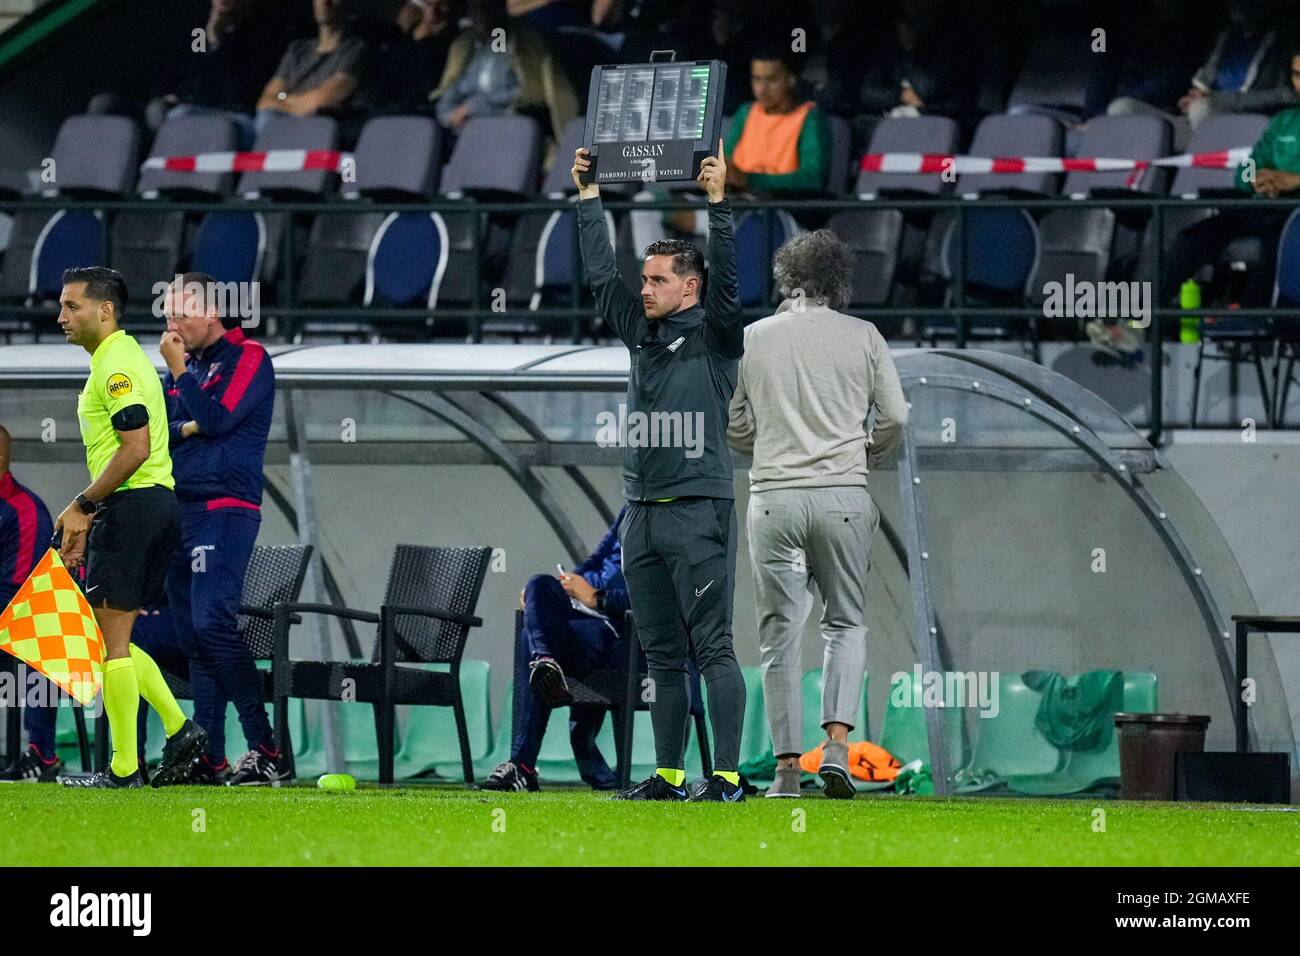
0 424 61 782
157 272 282 786
482 506 629 792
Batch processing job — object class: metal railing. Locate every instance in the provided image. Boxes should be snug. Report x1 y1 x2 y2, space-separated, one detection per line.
3 191 1299 443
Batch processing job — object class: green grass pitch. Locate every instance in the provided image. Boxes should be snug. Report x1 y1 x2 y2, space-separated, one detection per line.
2 785 1297 866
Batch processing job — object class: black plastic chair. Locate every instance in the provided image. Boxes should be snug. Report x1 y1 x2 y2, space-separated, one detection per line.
272 545 492 785
511 609 711 790
92 544 313 770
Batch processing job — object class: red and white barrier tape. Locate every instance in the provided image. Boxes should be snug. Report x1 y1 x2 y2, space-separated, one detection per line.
139 145 1252 179
141 149 351 173
857 147 1251 175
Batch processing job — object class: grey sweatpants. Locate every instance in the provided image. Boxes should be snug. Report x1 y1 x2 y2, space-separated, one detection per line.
747 486 879 757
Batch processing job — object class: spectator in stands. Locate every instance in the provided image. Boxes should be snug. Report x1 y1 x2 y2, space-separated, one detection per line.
154 0 288 148
1163 44 1300 307
858 0 975 120
429 0 577 144
1108 0 1297 152
1104 0 1210 120
803 0 877 120
723 47 831 197
481 507 630 792
703 0 802 116
0 424 60 783
507 0 585 32
254 0 371 135
385 0 462 110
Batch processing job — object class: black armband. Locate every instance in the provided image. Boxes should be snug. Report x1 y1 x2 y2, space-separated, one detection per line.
111 404 149 431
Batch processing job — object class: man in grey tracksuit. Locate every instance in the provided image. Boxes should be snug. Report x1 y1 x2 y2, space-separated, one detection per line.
727 229 908 799
572 141 748 802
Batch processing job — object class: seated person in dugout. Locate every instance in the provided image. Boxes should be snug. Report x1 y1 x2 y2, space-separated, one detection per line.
482 506 629 792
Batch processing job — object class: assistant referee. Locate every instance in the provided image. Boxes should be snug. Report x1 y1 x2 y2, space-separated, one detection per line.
54 267 207 789
572 142 748 802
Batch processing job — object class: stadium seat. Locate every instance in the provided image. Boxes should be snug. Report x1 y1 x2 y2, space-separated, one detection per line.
138 114 240 199
440 115 542 198
493 118 611 339
854 115 961 198
0 115 134 314
1168 113 1269 199
271 545 493 785
1006 31 1114 124
44 114 141 198
828 208 904 307
1006 671 1157 796
955 673 1060 791
362 211 450 338
1028 116 1171 322
292 117 443 336
343 115 442 201
32 210 105 302
189 210 267 285
848 116 962 310
394 660 492 780
296 211 387 310
957 113 1063 198
735 209 801 309
1270 208 1300 426
926 206 1041 353
112 115 242 316
428 116 545 334
236 114 340 198
1064 115 1171 198
824 115 853 196
877 669 964 770
107 211 187 323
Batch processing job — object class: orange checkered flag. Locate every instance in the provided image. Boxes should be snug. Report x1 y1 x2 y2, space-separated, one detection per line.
0 548 103 706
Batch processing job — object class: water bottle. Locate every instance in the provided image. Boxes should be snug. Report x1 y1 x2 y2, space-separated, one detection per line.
1179 278 1201 344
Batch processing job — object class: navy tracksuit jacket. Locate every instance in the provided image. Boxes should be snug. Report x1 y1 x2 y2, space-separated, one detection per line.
161 327 276 762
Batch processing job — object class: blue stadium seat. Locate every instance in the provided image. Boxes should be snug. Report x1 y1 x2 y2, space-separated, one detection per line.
364 211 450 313
942 207 1040 296
1270 209 1300 425
190 211 266 285
734 210 801 309
32 210 104 301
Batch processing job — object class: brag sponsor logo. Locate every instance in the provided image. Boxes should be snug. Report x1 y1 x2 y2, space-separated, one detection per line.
106 373 133 399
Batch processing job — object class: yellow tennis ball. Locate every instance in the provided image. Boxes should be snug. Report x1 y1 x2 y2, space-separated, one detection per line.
317 773 356 792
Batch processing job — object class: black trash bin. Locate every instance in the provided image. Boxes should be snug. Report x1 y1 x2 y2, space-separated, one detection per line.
1115 713 1211 800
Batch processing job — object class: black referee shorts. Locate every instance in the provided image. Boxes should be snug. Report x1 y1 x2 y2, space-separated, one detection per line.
85 486 181 611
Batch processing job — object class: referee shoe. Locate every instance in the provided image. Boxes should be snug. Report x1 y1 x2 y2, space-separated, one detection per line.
61 767 145 789
151 719 208 788
614 774 688 801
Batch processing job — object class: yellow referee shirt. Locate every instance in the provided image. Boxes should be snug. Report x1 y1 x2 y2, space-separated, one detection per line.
77 329 174 492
